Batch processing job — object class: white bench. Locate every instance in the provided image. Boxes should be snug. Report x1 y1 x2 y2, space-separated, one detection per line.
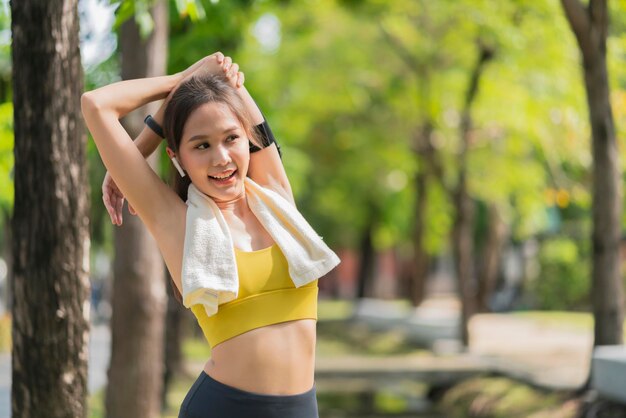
592 345 626 403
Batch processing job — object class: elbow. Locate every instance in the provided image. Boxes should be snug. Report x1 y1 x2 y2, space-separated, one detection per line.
80 91 99 115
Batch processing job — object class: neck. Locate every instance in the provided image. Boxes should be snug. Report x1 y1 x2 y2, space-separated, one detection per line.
214 189 248 218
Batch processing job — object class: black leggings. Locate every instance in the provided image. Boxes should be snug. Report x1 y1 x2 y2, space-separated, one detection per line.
178 370 319 418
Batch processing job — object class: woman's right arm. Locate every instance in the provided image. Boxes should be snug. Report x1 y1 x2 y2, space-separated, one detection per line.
82 74 185 230
102 99 168 226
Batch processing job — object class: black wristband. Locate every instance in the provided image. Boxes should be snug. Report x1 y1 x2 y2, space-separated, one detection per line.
144 114 165 138
250 120 282 159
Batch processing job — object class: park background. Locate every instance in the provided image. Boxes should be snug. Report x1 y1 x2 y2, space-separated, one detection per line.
1 0 626 417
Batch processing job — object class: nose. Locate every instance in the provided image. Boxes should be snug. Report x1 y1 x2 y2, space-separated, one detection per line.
210 144 231 167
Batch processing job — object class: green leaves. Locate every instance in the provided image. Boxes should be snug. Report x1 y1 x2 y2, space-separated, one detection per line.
0 102 13 214
110 0 207 40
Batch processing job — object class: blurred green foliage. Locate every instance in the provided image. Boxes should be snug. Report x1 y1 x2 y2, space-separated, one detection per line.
0 102 12 214
531 236 590 310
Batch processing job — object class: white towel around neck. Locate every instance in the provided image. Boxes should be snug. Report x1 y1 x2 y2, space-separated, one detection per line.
181 177 341 317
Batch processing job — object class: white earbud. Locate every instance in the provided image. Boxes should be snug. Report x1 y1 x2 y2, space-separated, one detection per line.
171 157 186 177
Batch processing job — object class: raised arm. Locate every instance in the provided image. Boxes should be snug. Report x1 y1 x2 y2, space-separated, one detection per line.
224 64 295 206
101 98 168 226
82 54 219 229
82 74 184 230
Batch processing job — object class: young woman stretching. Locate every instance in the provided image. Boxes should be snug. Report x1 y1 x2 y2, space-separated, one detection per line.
82 52 338 418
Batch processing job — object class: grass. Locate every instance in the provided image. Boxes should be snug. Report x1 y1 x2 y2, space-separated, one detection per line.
438 377 577 418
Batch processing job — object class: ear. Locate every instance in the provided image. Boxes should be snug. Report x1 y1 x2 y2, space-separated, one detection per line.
165 146 176 159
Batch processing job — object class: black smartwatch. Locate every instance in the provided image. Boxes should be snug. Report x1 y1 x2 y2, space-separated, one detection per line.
250 120 282 159
144 114 165 138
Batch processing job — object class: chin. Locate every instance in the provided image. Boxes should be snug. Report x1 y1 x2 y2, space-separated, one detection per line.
209 183 245 201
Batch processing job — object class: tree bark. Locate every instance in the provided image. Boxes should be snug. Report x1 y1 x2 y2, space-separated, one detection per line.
409 123 435 307
561 0 624 347
105 2 169 418
2 211 12 312
10 1 90 417
477 203 508 313
355 217 376 299
452 43 494 347
162 269 187 410
410 169 430 306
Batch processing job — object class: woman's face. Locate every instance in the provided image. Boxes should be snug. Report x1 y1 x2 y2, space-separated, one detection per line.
176 102 250 202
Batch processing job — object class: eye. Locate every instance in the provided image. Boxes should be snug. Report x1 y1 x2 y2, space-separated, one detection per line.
196 142 209 150
227 135 239 142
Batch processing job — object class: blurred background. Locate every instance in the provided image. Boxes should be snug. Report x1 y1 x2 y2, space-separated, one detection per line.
1 0 626 417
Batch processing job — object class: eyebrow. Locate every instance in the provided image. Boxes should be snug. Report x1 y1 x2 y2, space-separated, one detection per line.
187 126 240 143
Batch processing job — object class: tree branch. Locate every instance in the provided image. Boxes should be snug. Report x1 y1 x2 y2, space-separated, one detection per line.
589 0 608 52
560 0 593 61
378 21 422 75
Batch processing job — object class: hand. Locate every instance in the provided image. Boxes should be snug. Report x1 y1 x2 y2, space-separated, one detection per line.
102 171 136 226
179 52 245 88
218 54 245 89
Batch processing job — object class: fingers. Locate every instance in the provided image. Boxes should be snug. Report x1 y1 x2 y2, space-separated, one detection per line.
236 71 245 88
214 51 224 64
115 195 124 225
103 192 121 226
220 55 243 88
222 56 232 72
102 177 116 225
102 173 126 226
227 63 239 79
102 191 114 223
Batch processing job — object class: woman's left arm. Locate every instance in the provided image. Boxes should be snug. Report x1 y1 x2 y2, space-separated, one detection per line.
237 86 295 206
222 57 295 206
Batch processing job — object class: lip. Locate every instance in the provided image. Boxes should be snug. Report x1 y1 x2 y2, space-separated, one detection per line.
210 169 235 177
208 169 237 185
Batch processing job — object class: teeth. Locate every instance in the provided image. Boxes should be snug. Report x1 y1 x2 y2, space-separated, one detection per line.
210 171 235 180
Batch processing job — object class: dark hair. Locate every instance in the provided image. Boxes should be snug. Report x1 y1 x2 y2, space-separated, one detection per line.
162 73 262 304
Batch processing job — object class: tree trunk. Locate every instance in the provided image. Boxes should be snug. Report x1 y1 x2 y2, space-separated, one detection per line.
162 269 187 410
2 211 12 312
452 177 476 347
105 2 169 418
409 123 435 307
477 203 508 313
10 1 90 417
452 43 494 347
410 169 430 306
355 219 376 299
561 0 624 348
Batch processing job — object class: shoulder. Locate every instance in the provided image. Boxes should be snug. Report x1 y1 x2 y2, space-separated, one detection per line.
247 143 296 206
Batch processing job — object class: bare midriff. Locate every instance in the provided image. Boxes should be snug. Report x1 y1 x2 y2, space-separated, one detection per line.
203 318 317 396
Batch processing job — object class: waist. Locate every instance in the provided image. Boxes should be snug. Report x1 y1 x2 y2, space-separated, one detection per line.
205 319 317 395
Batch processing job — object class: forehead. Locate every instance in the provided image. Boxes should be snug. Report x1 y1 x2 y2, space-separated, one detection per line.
182 102 241 143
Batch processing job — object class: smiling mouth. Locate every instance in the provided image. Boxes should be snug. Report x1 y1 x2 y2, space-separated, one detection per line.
208 169 237 182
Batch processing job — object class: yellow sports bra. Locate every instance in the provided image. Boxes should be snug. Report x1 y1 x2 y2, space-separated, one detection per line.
189 243 319 348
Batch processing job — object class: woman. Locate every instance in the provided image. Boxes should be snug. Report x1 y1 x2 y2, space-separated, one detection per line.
82 52 333 418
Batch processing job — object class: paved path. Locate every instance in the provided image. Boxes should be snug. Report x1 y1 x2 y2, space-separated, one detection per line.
315 352 487 384
353 296 591 390
0 322 111 418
